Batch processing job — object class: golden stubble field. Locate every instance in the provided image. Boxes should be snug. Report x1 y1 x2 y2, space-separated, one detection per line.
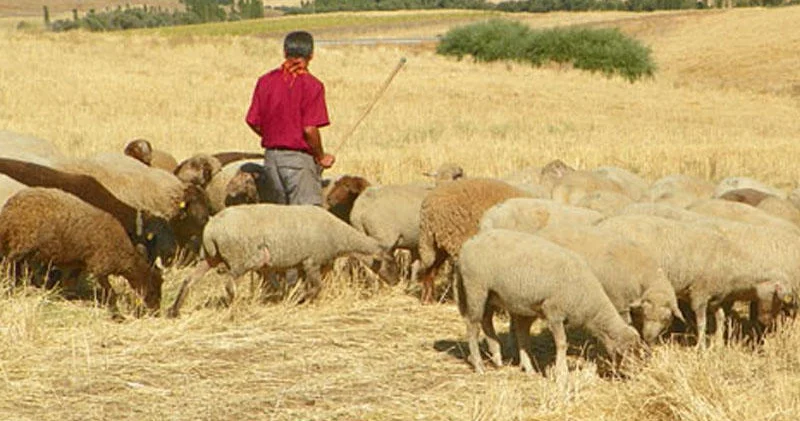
1 6 800 421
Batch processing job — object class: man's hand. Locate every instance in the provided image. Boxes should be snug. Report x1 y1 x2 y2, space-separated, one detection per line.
316 153 335 169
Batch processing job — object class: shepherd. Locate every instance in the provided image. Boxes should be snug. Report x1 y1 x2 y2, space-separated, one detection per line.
246 30 335 206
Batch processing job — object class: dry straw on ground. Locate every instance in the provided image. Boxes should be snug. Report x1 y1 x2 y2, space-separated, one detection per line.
1 7 800 420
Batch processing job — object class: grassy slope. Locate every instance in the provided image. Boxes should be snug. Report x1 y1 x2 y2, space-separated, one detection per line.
1 7 800 420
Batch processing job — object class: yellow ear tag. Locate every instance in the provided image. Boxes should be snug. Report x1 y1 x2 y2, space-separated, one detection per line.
146 232 154 241
783 294 794 304
179 201 187 209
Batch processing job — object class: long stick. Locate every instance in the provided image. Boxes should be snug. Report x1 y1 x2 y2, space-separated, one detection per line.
332 57 407 155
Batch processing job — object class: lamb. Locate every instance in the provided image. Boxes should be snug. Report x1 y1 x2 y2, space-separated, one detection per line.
576 190 634 217
173 152 264 187
646 174 715 208
0 158 176 265
417 178 531 303
597 214 795 346
550 170 626 205
479 198 603 234
686 199 800 235
123 138 179 172
592 166 650 201
713 176 786 200
455 229 642 377
0 188 163 316
167 204 399 317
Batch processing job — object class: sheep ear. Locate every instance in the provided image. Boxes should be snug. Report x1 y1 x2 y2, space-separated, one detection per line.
136 210 144 237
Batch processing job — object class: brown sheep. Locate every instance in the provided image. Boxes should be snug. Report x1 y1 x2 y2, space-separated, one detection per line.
174 152 265 187
417 178 531 303
0 188 163 317
324 175 371 223
0 158 176 266
123 138 179 173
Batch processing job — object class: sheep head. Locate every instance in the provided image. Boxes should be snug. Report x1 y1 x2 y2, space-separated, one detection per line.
135 210 178 267
325 175 370 222
174 154 222 187
124 139 154 166
170 184 211 250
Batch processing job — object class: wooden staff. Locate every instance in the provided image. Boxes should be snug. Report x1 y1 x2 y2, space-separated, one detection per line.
332 57 407 155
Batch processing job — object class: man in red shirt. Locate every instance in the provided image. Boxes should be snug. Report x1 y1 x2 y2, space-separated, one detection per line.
246 31 335 206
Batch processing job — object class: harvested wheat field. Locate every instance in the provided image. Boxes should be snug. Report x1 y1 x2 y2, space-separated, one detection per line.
1 5 800 421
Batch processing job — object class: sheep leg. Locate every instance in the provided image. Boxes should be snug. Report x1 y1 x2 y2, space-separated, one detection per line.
167 257 216 318
466 319 485 374
549 318 569 385
481 306 503 368
692 297 709 348
302 259 322 301
713 307 726 346
96 275 121 320
513 315 536 374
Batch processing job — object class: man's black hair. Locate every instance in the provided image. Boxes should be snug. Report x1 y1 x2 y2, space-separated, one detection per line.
284 31 314 59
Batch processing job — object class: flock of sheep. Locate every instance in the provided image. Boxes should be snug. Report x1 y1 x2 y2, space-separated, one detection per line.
1 129 799 379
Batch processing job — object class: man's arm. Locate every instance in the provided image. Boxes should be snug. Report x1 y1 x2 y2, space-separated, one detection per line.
303 126 335 169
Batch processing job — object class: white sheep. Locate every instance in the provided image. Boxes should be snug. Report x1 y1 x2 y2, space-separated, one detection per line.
455 229 642 378
687 198 800 235
167 204 398 317
713 176 786 200
592 166 650 201
550 170 626 205
597 214 795 346
575 190 634 217
479 198 603 234
534 223 682 343
646 174 715 208
755 196 800 228
0 130 66 165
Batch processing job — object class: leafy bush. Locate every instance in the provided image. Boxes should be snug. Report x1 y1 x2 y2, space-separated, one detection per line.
436 19 656 82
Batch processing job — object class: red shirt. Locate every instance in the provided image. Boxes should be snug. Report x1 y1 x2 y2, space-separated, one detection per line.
246 68 330 154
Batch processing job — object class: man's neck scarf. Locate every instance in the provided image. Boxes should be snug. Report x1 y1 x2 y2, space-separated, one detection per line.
281 57 308 86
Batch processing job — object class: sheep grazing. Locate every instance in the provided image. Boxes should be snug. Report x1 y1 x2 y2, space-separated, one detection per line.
174 152 265 187
203 160 265 214
575 190 634 217
123 138 179 172
550 170 627 205
324 175 371 223
349 183 432 282
480 198 604 234
59 153 210 253
0 157 176 265
422 162 465 183
718 187 773 206
756 196 800 227
592 166 650 201
713 176 786 200
0 188 163 316
597 214 795 346
455 229 642 377
417 178 530 303
167 204 399 317
646 174 715 208
687 199 800 235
